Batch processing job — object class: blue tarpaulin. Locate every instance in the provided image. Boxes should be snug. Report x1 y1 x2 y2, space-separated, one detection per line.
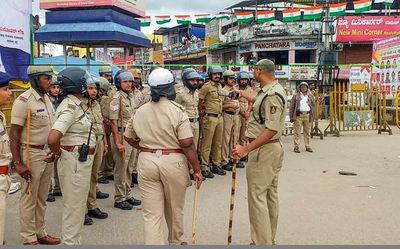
34 56 121 76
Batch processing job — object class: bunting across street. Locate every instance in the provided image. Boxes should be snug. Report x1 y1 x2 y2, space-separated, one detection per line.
303 6 324 20
256 10 275 24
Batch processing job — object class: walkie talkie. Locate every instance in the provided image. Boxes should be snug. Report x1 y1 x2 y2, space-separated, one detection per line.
79 122 93 162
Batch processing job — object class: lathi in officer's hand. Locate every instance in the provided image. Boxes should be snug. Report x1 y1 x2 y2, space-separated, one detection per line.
232 145 249 159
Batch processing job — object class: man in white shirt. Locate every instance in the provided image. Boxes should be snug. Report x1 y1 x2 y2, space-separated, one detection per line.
289 82 315 153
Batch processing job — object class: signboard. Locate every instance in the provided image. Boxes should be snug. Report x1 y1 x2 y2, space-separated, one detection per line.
289 65 318 80
336 16 400 43
371 36 400 98
239 43 252 53
229 65 289 79
0 1 32 81
40 0 145 17
253 41 291 51
292 41 318 50
349 66 371 85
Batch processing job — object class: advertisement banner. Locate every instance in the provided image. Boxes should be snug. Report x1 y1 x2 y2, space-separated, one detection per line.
336 16 400 43
40 0 145 17
289 65 318 80
349 66 371 85
0 1 31 81
371 36 400 99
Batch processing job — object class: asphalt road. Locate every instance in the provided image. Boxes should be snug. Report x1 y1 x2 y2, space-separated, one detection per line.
4 124 400 245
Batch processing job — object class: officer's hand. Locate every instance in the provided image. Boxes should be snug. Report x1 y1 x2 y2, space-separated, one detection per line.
14 162 31 181
243 111 250 120
116 143 125 155
103 144 109 155
103 119 112 126
44 151 56 163
193 171 203 189
232 145 249 159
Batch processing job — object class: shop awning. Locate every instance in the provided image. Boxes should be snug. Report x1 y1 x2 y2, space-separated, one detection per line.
35 22 151 48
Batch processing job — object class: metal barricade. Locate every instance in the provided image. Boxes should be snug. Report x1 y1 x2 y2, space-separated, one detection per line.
324 82 392 136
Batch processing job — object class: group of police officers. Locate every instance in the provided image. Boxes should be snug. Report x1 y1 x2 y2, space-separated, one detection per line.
0 58 287 245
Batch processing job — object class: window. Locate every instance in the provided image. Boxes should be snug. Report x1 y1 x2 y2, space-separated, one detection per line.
258 51 289 65
295 50 316 63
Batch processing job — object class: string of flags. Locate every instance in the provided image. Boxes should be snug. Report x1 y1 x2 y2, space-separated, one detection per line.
139 0 394 27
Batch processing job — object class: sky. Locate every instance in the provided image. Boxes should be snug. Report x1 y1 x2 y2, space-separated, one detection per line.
33 0 237 34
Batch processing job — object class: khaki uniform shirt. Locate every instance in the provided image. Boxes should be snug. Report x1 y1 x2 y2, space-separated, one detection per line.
238 86 253 112
100 94 112 120
52 95 96 147
125 98 193 150
0 112 11 166
140 85 151 104
246 81 287 141
222 85 240 113
198 81 223 115
108 86 117 98
82 99 104 137
175 87 199 119
11 88 55 146
109 90 142 128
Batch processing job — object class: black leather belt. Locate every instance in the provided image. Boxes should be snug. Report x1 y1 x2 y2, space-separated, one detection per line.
224 110 239 115
299 111 310 115
189 118 199 123
206 113 222 118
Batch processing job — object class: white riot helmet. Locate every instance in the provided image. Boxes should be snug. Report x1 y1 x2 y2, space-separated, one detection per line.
148 68 176 102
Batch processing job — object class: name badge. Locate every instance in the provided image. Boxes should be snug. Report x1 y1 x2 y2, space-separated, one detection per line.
36 109 45 113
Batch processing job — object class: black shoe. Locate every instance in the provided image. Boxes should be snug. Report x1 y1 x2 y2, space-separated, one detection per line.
114 201 133 210
132 173 138 185
211 166 226 175
96 191 109 199
84 214 93 225
53 191 62 197
222 163 233 171
201 170 214 179
126 197 142 206
97 177 109 184
88 208 108 219
237 161 246 168
46 194 55 202
104 175 114 181
130 181 135 188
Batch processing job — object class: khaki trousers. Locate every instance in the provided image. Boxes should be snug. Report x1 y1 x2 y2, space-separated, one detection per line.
0 174 10 245
238 116 248 146
221 113 239 165
200 115 223 171
49 161 61 194
293 113 311 149
99 125 114 178
111 132 135 203
247 142 283 245
138 152 190 245
190 121 200 150
87 139 104 210
58 149 94 245
20 147 53 243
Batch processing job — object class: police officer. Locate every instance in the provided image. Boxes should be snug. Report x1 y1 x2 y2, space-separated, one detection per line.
236 71 254 168
10 66 60 245
97 66 116 184
130 68 151 104
175 68 200 150
198 66 226 178
48 76 60 105
109 71 141 210
47 76 62 203
0 72 12 245
99 65 114 86
221 70 240 171
233 59 287 245
82 80 109 226
124 67 203 245
48 67 97 245
249 72 257 90
97 76 115 184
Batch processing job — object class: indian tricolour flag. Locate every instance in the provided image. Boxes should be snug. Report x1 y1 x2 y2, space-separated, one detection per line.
303 6 323 20
329 2 347 17
236 12 254 24
176 15 192 25
140 16 151 27
354 0 372 14
282 9 301 22
256 10 275 24
374 0 394 7
155 16 171 25
195 14 212 24
215 13 231 20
